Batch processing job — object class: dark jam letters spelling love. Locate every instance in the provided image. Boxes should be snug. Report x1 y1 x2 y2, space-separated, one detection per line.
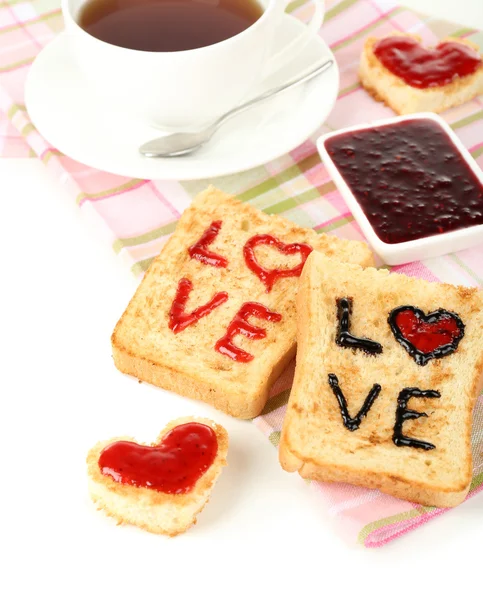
328 374 382 432
188 220 228 268
243 234 312 292
393 388 440 451
215 302 282 363
336 298 383 355
169 278 228 333
388 306 465 366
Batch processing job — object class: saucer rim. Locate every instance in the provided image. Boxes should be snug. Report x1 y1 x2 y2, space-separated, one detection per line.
25 16 340 181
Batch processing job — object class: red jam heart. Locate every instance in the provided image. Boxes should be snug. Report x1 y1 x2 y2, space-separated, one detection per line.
374 36 482 88
98 423 218 494
243 234 312 292
388 306 465 366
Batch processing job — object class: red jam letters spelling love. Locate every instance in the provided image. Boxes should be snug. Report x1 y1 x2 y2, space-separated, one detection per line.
98 422 218 494
330 300 465 451
215 302 282 363
169 278 228 333
169 221 310 360
374 36 482 88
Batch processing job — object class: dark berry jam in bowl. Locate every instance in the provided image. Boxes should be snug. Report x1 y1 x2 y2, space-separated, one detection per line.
316 113 483 265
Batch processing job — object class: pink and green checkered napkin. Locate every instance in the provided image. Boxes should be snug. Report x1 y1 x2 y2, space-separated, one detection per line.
1 0 482 546
0 110 30 156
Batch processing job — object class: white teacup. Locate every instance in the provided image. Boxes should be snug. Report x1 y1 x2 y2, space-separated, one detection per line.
62 0 325 129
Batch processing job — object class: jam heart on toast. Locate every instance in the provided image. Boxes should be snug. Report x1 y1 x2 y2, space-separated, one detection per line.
388 305 465 366
374 36 482 88
243 234 312 292
98 422 218 494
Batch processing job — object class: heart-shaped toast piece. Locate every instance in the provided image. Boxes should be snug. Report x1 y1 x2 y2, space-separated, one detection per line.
374 36 482 88
87 417 228 536
243 234 313 292
388 305 465 366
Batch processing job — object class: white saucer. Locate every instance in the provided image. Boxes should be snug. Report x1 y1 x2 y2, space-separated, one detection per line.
25 15 339 181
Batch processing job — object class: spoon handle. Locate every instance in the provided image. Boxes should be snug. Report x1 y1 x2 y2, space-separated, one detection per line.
213 58 334 130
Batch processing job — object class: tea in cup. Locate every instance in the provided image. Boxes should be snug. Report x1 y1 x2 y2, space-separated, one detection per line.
62 0 325 128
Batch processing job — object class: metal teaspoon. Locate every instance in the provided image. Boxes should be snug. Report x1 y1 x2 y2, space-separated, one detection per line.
139 58 334 158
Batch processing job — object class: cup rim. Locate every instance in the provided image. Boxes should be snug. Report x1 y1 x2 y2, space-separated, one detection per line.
61 0 281 56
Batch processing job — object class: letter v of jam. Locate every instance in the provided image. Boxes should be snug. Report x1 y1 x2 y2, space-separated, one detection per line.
169 278 228 333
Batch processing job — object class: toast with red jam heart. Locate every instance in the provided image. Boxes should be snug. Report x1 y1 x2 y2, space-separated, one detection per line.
87 417 228 536
280 253 483 507
112 186 373 418
359 32 483 115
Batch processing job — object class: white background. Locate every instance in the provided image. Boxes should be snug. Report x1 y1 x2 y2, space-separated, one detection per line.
2 1 483 599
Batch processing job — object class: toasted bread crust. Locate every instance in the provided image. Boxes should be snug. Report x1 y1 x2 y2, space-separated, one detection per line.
87 417 228 535
359 33 483 114
280 253 483 508
112 187 374 419
112 339 295 419
280 443 470 507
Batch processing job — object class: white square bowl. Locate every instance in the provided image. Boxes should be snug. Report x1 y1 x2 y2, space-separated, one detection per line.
316 112 483 265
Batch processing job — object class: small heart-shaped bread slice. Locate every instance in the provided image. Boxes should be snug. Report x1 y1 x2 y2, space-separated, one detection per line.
359 32 483 114
87 417 228 536
280 252 483 507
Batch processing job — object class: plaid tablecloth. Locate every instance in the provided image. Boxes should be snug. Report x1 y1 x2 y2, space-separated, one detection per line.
1 0 482 547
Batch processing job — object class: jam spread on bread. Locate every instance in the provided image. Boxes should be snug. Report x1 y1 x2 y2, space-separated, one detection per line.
243 234 313 291
328 299 463 448
393 388 440 450
328 375 438 450
336 298 383 355
325 119 483 244
169 278 228 333
373 36 482 88
328 374 381 432
215 302 282 362
188 220 229 268
388 306 465 366
98 423 218 494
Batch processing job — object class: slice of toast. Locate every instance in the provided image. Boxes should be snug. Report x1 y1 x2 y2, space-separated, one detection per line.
359 33 483 115
279 252 483 507
112 186 374 419
87 417 228 536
